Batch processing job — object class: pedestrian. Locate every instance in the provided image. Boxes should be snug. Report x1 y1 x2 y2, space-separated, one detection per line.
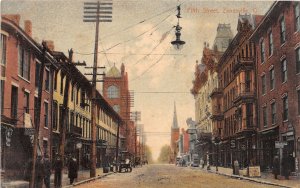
54 154 63 188
43 155 51 188
35 156 44 188
273 155 280 179
200 158 204 169
68 157 78 184
281 154 291 180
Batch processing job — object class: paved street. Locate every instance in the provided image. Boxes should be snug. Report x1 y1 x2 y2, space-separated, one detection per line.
77 164 274 188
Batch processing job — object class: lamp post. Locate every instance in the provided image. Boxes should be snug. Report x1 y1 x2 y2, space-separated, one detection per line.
171 5 185 50
215 136 220 172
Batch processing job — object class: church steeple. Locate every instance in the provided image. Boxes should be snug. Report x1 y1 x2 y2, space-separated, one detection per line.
172 102 179 129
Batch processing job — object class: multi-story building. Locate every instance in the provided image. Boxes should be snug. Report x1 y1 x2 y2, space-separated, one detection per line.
251 1 300 173
191 24 233 160
1 15 57 179
50 48 122 169
103 63 135 157
210 14 263 168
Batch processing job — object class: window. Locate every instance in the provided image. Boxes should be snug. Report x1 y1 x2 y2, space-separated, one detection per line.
60 73 64 95
260 39 265 63
107 85 119 99
11 86 18 119
245 71 251 92
53 71 58 91
283 96 288 121
298 90 300 115
246 103 253 127
45 69 50 91
1 34 7 78
268 32 273 56
262 75 266 95
44 102 48 127
71 84 74 101
53 102 58 131
280 17 286 44
35 62 41 89
76 87 79 105
80 89 86 108
270 68 275 90
281 59 287 83
295 3 300 31
271 102 276 124
296 48 300 74
24 91 30 113
263 106 267 127
18 45 31 80
0 80 4 113
34 97 38 123
113 105 120 113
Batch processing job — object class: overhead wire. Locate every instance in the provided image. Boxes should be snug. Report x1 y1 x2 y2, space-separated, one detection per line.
77 4 178 49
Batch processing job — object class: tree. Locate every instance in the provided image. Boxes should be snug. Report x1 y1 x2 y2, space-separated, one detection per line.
157 145 171 163
144 145 154 164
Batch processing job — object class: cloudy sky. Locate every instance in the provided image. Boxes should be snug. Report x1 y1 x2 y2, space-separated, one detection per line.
2 0 273 160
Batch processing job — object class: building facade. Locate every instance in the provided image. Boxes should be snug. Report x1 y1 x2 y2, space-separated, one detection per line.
1 15 56 179
103 64 135 157
251 1 300 173
210 14 263 168
191 24 233 160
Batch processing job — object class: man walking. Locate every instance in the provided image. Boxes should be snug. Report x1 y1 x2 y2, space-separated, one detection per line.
54 154 63 188
35 156 44 188
68 156 78 184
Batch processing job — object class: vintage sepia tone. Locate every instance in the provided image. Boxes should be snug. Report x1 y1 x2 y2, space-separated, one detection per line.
1 0 300 187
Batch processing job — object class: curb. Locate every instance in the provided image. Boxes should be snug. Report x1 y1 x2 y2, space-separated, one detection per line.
63 172 115 187
203 169 292 188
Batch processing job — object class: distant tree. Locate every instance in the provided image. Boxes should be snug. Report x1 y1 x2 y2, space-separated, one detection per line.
157 145 171 163
144 145 154 164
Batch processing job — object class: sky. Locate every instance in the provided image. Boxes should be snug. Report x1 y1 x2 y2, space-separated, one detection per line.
1 0 273 160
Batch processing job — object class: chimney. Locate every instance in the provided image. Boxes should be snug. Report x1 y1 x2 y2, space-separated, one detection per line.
2 14 21 26
44 40 55 51
24 20 32 37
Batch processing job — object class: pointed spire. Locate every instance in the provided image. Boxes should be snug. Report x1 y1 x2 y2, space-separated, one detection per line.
172 101 179 129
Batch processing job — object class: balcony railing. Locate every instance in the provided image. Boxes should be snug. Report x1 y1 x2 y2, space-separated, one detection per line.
210 87 223 98
69 124 82 137
233 57 254 74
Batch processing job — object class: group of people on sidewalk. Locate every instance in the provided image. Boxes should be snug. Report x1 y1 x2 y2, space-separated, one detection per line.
272 154 294 180
26 154 78 188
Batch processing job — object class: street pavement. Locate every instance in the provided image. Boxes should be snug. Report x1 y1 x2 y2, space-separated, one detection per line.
196 165 300 188
76 164 277 188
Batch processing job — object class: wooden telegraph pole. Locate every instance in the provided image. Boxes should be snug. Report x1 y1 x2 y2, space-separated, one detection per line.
83 1 112 177
29 42 47 188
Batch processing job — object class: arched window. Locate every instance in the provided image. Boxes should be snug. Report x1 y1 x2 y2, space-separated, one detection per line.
107 85 119 99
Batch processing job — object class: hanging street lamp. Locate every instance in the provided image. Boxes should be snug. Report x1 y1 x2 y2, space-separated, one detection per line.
171 5 185 50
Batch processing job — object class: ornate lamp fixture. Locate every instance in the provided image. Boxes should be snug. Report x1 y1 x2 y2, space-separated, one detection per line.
171 5 185 50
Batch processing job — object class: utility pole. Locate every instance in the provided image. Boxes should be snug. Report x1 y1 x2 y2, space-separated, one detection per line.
29 41 47 188
83 1 112 177
131 111 140 165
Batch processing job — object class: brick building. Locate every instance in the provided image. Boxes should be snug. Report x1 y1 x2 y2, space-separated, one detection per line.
103 64 135 157
250 1 300 173
210 14 263 168
1 15 57 179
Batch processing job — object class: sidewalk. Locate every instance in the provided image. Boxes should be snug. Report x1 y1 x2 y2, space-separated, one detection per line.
1 167 114 188
198 166 300 188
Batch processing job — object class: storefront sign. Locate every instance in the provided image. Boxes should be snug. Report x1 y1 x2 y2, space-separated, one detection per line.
248 166 261 177
275 141 287 148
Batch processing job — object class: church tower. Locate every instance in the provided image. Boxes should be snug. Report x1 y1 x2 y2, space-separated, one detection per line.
170 102 180 163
